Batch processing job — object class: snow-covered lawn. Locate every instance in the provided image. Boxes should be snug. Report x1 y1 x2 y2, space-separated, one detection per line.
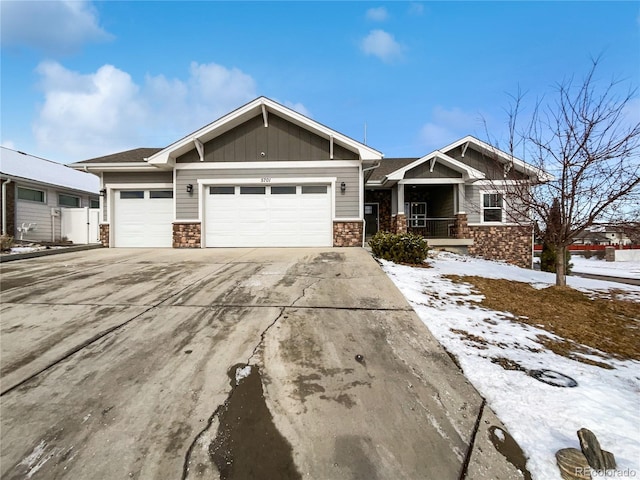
571 256 640 281
381 252 639 480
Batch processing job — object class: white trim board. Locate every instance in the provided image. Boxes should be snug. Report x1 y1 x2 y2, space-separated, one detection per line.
176 160 360 170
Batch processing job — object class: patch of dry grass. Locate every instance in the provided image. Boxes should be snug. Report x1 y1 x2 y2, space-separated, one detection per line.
446 276 640 362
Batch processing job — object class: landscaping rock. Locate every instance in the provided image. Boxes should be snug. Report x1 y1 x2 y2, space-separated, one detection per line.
555 448 591 480
577 428 604 470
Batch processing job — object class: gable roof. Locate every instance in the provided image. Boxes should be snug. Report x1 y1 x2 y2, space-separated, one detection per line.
442 135 553 181
368 135 553 185
385 150 486 182
1 147 99 194
367 158 416 183
74 148 163 164
147 96 383 166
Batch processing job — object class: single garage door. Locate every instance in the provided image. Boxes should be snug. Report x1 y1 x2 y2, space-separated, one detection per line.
113 190 173 247
205 184 332 247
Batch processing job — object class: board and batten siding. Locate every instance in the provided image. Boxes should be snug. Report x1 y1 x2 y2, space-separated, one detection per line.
176 114 359 163
405 161 462 179
176 167 360 220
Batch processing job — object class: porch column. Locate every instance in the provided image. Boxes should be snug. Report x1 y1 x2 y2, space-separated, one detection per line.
393 182 407 233
456 183 465 214
397 182 405 213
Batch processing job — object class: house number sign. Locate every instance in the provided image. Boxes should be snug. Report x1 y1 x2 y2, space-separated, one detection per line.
261 177 271 183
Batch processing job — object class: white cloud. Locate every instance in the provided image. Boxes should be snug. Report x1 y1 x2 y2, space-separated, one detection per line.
360 29 404 63
419 106 482 150
34 61 145 159
32 61 303 160
366 7 388 22
1 0 112 54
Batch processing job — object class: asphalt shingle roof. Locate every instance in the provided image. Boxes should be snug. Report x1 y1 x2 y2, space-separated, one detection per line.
368 158 417 182
73 148 163 164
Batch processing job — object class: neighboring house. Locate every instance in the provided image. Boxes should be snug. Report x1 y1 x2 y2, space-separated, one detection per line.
365 136 551 268
70 97 547 268
1 147 100 242
573 225 633 246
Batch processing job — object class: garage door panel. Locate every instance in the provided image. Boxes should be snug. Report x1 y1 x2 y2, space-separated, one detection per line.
114 191 173 248
205 185 331 247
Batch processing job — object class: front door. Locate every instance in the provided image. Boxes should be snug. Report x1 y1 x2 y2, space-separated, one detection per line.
364 203 379 237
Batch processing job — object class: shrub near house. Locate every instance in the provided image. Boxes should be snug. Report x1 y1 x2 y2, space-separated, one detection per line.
369 231 429 264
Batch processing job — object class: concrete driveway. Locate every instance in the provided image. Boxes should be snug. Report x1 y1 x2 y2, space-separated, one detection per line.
0 248 520 479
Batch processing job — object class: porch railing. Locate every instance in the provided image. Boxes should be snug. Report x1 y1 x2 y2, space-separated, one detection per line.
408 218 456 238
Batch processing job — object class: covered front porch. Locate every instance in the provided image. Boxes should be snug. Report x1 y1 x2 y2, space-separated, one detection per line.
364 181 471 242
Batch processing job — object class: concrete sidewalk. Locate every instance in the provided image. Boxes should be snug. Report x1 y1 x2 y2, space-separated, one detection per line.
0 248 525 479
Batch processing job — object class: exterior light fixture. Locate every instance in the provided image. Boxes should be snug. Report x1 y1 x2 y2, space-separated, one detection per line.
186 184 193 193
340 182 346 192
99 188 106 197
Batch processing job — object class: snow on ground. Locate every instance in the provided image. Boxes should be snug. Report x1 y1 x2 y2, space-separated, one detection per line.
381 252 640 480
571 256 640 281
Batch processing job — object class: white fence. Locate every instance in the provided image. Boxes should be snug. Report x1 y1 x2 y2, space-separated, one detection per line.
614 249 640 262
61 208 100 244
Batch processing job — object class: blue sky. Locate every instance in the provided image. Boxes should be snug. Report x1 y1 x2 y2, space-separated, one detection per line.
1 1 638 163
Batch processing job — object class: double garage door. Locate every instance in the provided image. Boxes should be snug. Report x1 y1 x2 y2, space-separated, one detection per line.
112 184 332 247
205 184 332 247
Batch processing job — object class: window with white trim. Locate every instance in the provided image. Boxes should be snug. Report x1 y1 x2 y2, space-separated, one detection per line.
17 187 45 203
404 202 427 227
482 192 504 222
58 193 80 207
90 199 100 208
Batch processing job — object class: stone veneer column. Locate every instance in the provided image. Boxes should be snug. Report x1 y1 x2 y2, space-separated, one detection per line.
173 222 201 248
99 224 109 247
392 214 407 234
333 221 363 247
453 214 470 239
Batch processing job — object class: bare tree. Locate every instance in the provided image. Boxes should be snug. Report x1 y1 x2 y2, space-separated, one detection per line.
491 59 640 286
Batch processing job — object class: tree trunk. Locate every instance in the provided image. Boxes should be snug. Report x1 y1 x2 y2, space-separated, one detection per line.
555 246 566 287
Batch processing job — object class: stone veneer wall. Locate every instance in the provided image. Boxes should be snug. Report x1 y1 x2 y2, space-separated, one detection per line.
468 224 533 268
333 221 363 247
391 214 407 234
99 224 109 247
173 222 201 248
364 190 392 232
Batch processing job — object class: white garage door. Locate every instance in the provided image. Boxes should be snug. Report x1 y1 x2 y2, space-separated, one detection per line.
113 190 173 247
205 185 332 247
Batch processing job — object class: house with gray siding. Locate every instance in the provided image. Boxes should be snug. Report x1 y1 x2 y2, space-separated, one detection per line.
72 97 382 249
1 147 100 242
71 97 548 268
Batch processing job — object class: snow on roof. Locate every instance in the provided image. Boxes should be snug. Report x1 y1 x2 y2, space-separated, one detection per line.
0 147 99 194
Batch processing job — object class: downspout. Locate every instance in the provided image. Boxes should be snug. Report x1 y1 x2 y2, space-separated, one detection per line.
2 178 12 236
